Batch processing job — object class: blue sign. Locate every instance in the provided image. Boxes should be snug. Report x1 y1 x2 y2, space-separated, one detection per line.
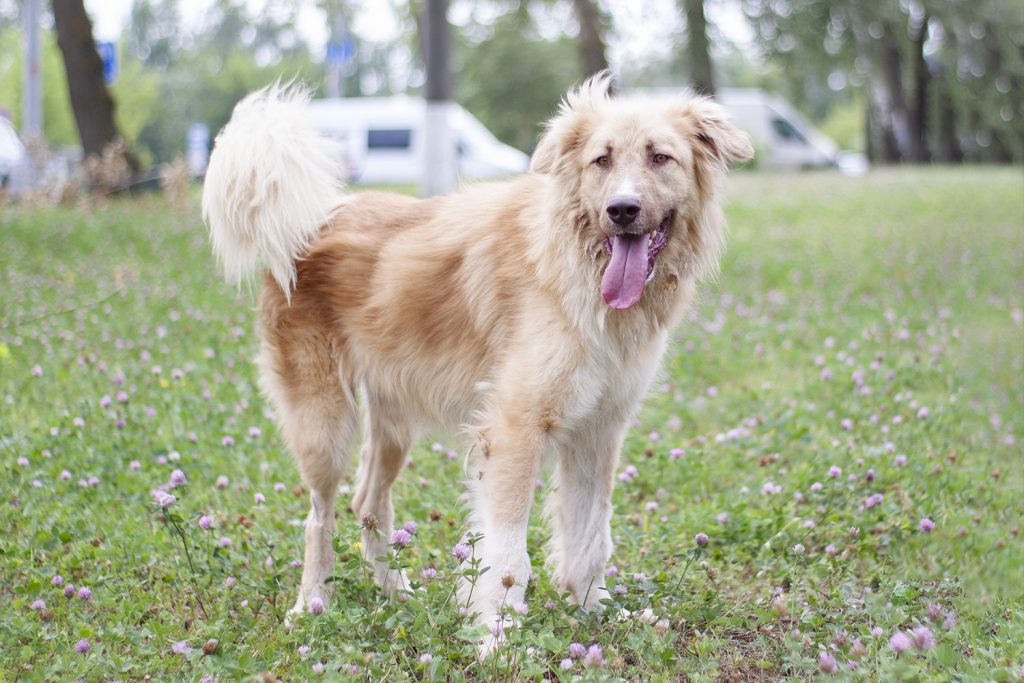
96 41 117 85
326 38 355 67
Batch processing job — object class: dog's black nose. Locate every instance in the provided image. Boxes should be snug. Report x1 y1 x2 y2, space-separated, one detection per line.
606 196 641 226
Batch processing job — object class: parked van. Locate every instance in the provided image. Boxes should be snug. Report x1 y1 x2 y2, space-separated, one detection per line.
0 117 26 187
717 89 839 169
628 87 841 170
305 96 530 185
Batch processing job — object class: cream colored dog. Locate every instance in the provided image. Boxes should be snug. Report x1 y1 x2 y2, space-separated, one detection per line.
202 74 751 650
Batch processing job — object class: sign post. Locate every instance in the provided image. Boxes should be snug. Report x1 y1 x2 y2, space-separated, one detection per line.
186 123 210 177
325 15 355 98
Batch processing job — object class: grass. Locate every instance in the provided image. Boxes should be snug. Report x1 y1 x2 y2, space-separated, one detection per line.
1 167 1022 681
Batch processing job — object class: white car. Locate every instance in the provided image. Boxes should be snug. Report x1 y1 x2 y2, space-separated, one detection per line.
0 118 26 187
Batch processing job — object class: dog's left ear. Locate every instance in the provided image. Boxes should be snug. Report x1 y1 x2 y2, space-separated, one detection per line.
678 97 754 168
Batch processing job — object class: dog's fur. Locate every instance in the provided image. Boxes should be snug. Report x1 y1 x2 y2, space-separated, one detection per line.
203 75 752 647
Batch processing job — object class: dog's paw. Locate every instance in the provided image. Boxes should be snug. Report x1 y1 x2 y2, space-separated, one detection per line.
476 617 511 660
284 591 329 627
284 598 308 628
379 567 415 601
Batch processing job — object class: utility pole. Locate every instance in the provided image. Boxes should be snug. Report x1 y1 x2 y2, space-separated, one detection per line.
422 0 454 197
23 0 43 141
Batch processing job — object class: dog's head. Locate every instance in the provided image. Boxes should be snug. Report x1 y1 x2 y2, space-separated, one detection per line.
531 74 753 310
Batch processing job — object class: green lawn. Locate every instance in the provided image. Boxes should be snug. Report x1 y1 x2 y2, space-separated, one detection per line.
1 167 1022 681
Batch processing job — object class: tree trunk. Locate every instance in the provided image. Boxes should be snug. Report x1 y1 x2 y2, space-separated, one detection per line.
52 0 136 172
932 18 962 163
867 81 900 164
683 0 715 96
421 0 454 196
982 20 1014 162
910 12 930 162
423 0 451 102
880 21 913 162
864 99 876 163
571 0 609 79
933 68 962 163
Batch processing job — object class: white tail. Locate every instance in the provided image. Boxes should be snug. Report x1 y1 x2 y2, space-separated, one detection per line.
202 83 346 299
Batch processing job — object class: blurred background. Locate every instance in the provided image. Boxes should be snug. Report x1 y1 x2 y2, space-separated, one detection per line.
0 0 1020 197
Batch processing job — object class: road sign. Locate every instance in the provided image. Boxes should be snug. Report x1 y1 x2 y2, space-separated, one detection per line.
96 41 117 86
326 38 355 67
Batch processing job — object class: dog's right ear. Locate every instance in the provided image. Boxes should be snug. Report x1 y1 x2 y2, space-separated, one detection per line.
528 127 563 175
530 72 612 174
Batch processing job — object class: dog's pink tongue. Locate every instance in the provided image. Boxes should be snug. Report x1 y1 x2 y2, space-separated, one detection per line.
601 233 650 309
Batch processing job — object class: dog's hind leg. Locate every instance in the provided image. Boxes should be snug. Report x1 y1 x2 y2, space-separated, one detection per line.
258 331 358 620
351 394 413 598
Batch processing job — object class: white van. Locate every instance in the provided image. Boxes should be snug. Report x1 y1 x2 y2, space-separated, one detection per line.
717 89 839 169
0 117 26 187
305 96 529 185
627 87 841 170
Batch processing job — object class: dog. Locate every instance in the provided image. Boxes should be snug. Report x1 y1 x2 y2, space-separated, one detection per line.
202 74 752 651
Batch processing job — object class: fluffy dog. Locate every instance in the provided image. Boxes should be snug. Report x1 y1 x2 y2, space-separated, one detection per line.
202 74 752 649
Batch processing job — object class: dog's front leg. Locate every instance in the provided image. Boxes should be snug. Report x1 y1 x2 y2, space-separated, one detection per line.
461 418 544 656
546 422 625 611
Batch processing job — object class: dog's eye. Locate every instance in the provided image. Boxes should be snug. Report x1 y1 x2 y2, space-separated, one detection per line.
652 153 671 165
594 155 611 168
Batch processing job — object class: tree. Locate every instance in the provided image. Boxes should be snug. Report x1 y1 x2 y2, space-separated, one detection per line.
741 0 1023 163
126 0 181 68
0 26 78 146
123 0 319 164
51 0 136 172
455 7 579 152
571 0 608 78
683 0 714 95
421 0 454 196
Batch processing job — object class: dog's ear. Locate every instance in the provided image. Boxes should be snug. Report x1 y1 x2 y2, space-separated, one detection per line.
529 124 566 175
678 97 754 169
530 72 613 174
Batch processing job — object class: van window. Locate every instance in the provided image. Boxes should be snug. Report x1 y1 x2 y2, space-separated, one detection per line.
367 129 411 150
772 118 807 144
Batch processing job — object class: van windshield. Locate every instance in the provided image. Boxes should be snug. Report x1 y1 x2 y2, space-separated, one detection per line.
771 118 808 144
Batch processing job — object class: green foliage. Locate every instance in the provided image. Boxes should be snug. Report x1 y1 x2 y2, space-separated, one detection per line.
109 49 164 168
455 11 581 152
131 48 320 164
818 95 865 152
741 0 1024 162
117 0 325 164
0 28 78 146
1 168 1022 678
1 0 327 164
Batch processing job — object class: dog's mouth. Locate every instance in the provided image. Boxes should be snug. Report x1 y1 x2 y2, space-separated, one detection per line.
600 213 673 310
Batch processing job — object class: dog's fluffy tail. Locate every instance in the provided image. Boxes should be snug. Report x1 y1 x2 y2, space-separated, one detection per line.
202 83 346 299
